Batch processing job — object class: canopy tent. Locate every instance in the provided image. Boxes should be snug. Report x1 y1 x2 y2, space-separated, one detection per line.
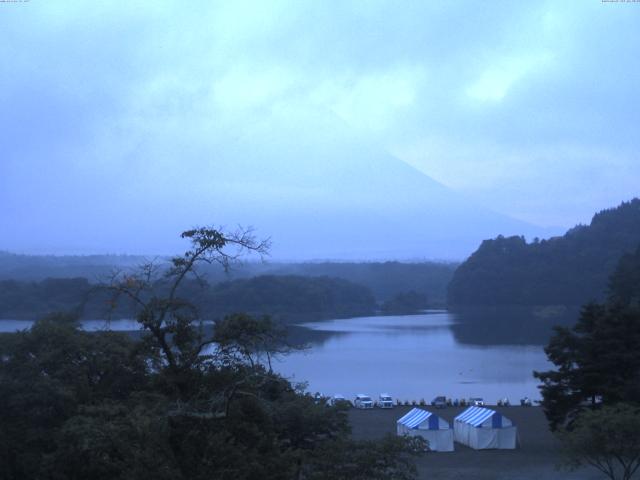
396 408 454 452
454 406 517 450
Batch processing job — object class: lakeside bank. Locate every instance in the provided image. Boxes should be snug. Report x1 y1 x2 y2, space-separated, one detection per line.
348 406 601 480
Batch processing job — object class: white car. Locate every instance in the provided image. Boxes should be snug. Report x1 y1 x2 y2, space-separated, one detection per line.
469 397 484 406
354 394 374 409
377 393 394 408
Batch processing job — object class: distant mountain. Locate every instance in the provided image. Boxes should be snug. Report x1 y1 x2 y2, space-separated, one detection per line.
447 199 640 306
203 110 554 260
1 108 553 260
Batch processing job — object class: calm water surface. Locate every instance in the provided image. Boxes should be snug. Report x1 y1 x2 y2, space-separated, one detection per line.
275 310 558 403
1 309 573 403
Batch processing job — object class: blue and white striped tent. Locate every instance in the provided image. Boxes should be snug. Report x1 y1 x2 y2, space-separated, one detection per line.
454 406 517 450
396 408 454 452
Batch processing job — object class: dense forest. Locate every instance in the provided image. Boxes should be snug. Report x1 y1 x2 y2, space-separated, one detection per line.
0 253 456 305
448 199 640 306
204 275 376 320
0 275 377 321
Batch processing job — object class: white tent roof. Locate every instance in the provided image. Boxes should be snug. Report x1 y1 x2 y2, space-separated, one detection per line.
454 406 512 428
397 408 448 430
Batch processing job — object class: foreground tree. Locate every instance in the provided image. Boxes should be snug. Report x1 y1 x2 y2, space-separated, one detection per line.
534 303 640 429
558 404 640 480
107 226 270 376
0 313 150 479
1 227 423 479
534 246 640 429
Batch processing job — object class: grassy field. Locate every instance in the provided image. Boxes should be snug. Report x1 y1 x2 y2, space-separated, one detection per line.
348 405 603 480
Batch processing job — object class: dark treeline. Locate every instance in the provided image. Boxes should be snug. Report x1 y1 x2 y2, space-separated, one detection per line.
0 253 457 305
205 275 376 320
448 199 640 307
0 251 143 281
0 274 377 321
380 291 429 315
248 262 457 305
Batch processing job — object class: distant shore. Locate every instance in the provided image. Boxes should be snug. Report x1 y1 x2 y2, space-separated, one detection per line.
348 406 600 480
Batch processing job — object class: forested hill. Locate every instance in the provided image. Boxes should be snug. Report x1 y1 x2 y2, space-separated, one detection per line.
448 199 640 307
0 255 456 305
0 275 376 321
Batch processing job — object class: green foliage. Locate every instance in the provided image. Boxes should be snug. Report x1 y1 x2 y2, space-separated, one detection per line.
448 199 640 306
381 290 428 315
558 404 640 480
302 435 425 480
0 311 416 479
0 313 151 479
205 275 376 320
0 228 422 480
0 275 376 321
535 304 640 429
0 256 457 311
609 244 640 308
248 261 456 306
535 246 640 430
0 278 91 319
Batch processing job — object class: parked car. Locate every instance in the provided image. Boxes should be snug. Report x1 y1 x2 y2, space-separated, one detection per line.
431 396 447 408
327 394 351 407
469 397 484 406
377 393 394 408
354 394 374 409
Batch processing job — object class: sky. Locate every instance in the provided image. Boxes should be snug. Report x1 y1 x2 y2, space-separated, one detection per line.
1 0 639 258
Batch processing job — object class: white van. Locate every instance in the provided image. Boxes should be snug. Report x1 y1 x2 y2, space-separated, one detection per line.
354 394 374 409
377 393 394 408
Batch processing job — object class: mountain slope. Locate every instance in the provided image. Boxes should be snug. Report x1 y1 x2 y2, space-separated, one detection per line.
447 199 640 306
155 109 552 260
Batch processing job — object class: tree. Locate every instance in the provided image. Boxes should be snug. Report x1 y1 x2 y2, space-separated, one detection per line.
534 246 640 430
448 199 640 307
609 245 640 308
106 227 269 382
0 313 150 479
534 304 640 429
0 227 423 480
213 313 295 372
559 404 640 480
302 435 426 480
381 290 428 315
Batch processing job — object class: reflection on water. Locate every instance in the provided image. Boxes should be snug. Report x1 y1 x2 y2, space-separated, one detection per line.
276 309 578 402
0 308 578 403
450 306 579 346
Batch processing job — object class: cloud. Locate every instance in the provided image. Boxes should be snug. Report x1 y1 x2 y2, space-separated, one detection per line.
465 53 554 103
310 65 425 132
1 0 639 255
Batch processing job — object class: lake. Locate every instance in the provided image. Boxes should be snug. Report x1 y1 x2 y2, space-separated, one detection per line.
276 310 565 404
0 308 578 404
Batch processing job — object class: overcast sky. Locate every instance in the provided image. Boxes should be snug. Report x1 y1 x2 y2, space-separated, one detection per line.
1 0 639 255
